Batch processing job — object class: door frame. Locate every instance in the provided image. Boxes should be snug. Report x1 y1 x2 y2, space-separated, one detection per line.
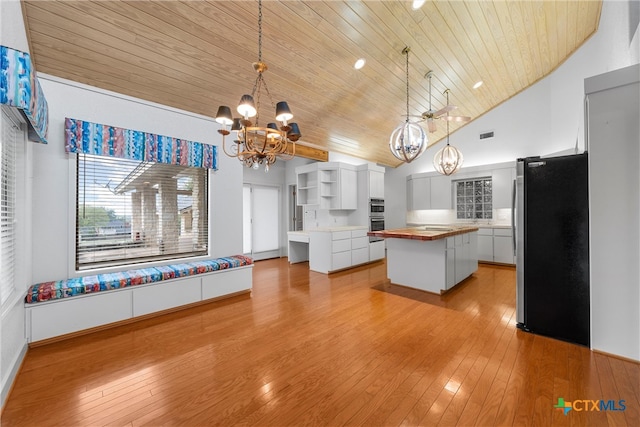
243 183 282 261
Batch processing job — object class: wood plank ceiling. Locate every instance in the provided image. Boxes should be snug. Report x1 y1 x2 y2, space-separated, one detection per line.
21 0 602 167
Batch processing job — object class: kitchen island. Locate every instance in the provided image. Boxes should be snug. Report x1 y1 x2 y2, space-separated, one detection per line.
368 225 479 294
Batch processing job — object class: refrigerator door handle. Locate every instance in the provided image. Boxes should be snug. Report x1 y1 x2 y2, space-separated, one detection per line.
512 179 516 255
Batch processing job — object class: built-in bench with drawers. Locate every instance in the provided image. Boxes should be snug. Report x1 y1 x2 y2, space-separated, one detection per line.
24 255 253 344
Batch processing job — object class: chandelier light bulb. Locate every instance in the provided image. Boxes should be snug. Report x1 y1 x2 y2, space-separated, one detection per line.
389 120 427 163
275 101 293 124
237 94 257 118
215 106 233 126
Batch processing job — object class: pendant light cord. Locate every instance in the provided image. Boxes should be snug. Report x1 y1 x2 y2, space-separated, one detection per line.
257 0 262 62
404 47 410 123
445 89 450 145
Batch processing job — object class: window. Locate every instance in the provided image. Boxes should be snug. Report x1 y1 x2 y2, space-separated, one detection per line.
455 177 493 220
76 154 208 270
0 108 18 306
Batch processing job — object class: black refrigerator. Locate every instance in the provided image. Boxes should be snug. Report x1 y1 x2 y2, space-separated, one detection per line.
515 153 590 346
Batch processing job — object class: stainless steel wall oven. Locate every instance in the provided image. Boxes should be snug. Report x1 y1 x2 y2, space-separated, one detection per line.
369 198 384 242
369 198 384 216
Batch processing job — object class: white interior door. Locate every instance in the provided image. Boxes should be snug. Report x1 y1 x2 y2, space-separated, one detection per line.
244 184 280 260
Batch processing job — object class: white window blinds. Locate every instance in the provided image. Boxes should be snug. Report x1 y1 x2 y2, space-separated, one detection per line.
76 154 208 270
0 108 18 305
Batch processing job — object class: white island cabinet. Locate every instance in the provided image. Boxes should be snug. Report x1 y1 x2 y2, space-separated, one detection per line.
369 226 478 294
309 227 369 274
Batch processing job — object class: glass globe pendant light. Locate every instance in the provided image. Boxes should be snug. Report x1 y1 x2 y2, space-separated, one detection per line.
389 47 427 163
433 90 464 175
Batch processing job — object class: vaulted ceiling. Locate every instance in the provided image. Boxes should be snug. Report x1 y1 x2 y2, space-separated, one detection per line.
21 0 602 167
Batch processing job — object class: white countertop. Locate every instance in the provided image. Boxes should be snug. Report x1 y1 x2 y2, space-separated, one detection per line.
407 222 511 229
287 226 368 244
287 231 310 236
305 226 368 232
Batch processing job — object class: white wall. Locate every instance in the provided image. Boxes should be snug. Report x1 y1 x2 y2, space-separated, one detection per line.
385 0 640 230
34 75 243 282
586 65 640 361
0 0 32 409
0 0 29 52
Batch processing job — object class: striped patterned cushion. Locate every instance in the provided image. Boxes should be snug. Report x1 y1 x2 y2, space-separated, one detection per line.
25 255 253 304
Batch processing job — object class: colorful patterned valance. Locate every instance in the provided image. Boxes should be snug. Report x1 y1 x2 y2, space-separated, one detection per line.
65 118 217 170
0 45 49 143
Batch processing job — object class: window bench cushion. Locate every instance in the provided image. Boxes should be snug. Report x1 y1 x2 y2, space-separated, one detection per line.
25 255 253 304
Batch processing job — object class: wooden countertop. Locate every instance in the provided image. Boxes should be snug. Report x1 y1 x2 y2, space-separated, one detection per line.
367 225 479 241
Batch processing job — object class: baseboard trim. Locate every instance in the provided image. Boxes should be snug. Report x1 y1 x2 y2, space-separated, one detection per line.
592 348 640 365
1 342 28 415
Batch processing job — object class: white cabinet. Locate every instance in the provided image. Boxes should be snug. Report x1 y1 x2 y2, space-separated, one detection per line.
493 228 515 264
466 232 478 277
351 233 370 266
339 168 357 210
369 170 385 199
296 163 357 210
356 164 385 203
476 227 515 264
369 240 385 261
296 164 319 206
309 228 370 273
492 168 515 209
452 232 478 285
454 235 465 283
430 175 452 209
445 237 456 290
407 164 514 213
318 167 338 209
407 176 431 210
407 175 452 210
477 228 494 262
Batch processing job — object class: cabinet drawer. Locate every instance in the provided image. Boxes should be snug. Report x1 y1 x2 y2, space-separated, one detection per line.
332 238 351 253
352 236 368 250
494 228 513 237
478 227 493 236
351 229 368 238
332 251 351 270
332 230 352 240
352 247 369 265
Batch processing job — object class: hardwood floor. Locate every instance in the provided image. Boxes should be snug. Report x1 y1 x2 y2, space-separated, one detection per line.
2 258 638 426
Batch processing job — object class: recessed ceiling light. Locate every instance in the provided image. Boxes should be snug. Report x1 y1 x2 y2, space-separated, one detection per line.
473 80 484 89
354 58 366 70
412 0 426 10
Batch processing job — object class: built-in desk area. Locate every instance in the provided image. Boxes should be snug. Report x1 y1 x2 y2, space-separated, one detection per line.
287 226 383 274
287 231 310 264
